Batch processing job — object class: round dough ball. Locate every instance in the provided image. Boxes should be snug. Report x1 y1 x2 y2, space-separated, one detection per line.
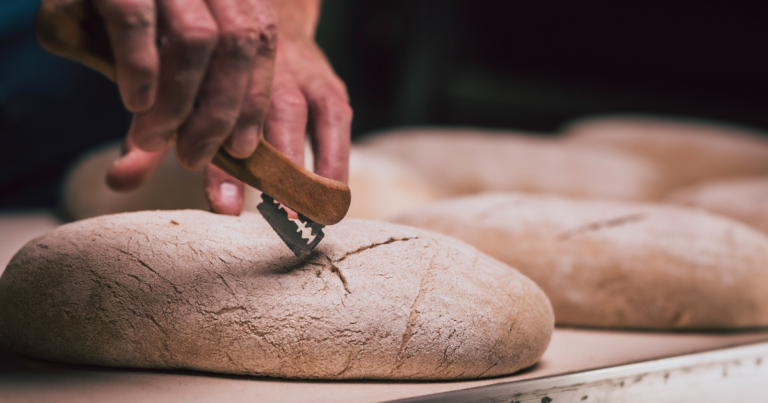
667 176 768 235
359 128 667 201
62 144 209 220
564 115 768 191
0 211 553 380
392 193 768 330
345 148 441 220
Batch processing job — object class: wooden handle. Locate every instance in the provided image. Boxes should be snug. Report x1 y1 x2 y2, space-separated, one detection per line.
35 1 351 225
213 140 350 225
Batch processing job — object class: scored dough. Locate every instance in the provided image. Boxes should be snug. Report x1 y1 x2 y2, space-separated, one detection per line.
0 211 553 380
359 128 668 201
563 115 768 192
392 193 768 330
667 176 768 235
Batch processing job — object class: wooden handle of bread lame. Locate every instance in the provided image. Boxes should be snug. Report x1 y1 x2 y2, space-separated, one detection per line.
35 1 350 225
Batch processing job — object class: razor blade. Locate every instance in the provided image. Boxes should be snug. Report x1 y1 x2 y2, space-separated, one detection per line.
257 193 325 257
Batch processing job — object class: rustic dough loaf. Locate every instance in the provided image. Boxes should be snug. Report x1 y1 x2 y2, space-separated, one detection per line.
564 115 768 191
345 148 441 219
667 176 768 235
0 211 553 380
63 143 210 220
359 128 667 201
64 144 435 220
392 193 768 329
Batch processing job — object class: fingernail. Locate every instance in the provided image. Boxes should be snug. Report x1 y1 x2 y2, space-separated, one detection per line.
212 181 243 216
219 182 239 205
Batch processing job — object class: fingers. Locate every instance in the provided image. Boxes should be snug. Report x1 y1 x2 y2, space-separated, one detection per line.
94 0 159 112
176 0 276 168
205 164 245 215
263 72 308 168
106 134 171 191
224 13 278 159
128 0 218 153
303 79 352 183
261 41 351 181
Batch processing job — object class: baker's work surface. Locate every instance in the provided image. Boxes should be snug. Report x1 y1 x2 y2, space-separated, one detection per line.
1 211 768 402
2 328 768 402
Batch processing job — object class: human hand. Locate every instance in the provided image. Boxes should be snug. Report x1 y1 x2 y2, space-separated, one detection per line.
104 0 352 215
94 0 277 179
106 0 352 216
203 36 353 215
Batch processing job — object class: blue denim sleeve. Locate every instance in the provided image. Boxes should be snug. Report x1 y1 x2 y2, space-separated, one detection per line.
0 0 132 209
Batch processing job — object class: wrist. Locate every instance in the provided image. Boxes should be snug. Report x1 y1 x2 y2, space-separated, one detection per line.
267 0 322 42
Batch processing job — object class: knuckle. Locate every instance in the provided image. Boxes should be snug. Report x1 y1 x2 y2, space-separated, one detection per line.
218 28 260 61
252 4 278 50
120 52 158 77
242 91 270 115
100 0 154 28
163 109 188 127
127 59 157 78
152 107 190 131
200 108 240 133
157 100 190 125
317 96 353 122
173 22 219 53
257 23 278 52
272 89 308 114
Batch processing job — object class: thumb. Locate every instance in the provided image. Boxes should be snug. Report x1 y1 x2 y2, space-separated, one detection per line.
106 136 171 191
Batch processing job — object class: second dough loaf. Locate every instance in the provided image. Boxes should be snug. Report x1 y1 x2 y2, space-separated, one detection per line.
667 176 768 236
360 128 667 201
393 193 768 329
564 115 768 192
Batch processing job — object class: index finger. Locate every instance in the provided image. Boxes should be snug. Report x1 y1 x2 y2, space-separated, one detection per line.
94 0 159 112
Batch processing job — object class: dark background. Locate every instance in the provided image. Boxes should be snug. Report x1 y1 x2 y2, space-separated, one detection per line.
2 0 768 209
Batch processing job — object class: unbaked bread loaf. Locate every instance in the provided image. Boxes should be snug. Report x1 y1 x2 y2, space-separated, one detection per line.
0 210 553 380
62 143 210 220
667 176 768 235
64 144 435 220
392 193 768 329
359 128 667 201
564 115 768 191
345 149 441 219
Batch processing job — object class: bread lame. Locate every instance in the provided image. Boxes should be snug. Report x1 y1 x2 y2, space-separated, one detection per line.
35 1 351 257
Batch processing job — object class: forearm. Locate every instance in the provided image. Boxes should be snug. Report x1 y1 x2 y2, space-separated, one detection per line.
268 0 322 41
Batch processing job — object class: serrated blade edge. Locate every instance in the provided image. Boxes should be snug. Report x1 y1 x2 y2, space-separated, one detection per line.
256 193 325 257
